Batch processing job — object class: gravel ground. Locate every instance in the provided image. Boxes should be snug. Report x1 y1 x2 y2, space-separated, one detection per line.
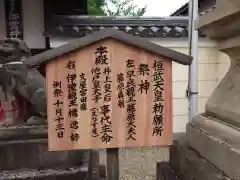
99 147 169 180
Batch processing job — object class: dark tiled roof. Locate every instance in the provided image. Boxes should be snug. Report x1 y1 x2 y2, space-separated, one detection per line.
170 2 189 16
27 29 192 68
45 16 205 38
171 0 216 16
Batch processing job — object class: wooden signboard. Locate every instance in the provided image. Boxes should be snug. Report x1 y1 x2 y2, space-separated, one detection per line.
26 29 192 151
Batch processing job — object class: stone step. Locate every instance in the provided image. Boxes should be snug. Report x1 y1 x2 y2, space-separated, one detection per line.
0 139 89 171
0 167 88 180
0 126 89 171
0 125 47 141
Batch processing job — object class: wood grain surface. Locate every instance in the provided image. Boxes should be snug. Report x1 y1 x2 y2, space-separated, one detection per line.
45 38 172 151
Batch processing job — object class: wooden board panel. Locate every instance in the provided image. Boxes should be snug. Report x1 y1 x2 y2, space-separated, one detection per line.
46 38 172 151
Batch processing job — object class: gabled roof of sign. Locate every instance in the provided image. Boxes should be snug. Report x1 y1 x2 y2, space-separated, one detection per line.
46 16 205 38
26 28 192 67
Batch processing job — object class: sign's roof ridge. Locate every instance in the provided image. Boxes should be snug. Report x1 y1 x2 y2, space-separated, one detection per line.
26 28 192 67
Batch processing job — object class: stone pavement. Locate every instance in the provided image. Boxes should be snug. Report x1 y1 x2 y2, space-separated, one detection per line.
99 147 169 180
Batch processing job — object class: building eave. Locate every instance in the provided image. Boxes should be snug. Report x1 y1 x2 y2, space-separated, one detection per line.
170 3 189 16
45 16 205 38
170 0 212 16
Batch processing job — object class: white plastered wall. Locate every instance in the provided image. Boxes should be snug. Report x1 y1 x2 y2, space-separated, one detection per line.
147 37 230 133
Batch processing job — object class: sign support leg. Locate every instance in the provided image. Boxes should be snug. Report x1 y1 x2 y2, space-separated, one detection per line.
106 148 119 180
88 150 100 180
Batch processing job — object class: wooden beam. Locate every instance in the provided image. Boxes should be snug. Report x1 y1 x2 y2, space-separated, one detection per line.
107 148 119 180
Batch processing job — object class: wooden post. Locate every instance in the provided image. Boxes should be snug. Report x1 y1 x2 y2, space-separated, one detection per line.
106 148 119 180
88 150 100 180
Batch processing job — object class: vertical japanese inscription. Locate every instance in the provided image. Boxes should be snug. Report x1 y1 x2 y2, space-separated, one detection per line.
91 108 99 137
138 63 150 94
66 60 80 142
91 52 102 140
5 0 23 39
92 67 102 103
79 73 87 111
152 60 164 136
94 46 113 144
53 81 64 139
126 59 137 141
117 73 125 108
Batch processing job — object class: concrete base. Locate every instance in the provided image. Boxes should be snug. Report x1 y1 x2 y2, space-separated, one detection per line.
0 125 47 141
119 147 169 180
169 137 230 180
0 125 90 180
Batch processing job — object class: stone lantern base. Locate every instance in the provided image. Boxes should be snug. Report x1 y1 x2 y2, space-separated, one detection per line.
169 114 236 180
168 1 240 179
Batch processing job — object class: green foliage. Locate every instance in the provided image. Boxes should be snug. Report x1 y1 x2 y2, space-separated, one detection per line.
105 0 146 16
87 0 106 15
87 0 147 16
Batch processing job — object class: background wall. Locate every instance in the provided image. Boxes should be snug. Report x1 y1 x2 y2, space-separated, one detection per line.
51 37 231 133
0 0 230 133
170 41 229 132
143 37 229 132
